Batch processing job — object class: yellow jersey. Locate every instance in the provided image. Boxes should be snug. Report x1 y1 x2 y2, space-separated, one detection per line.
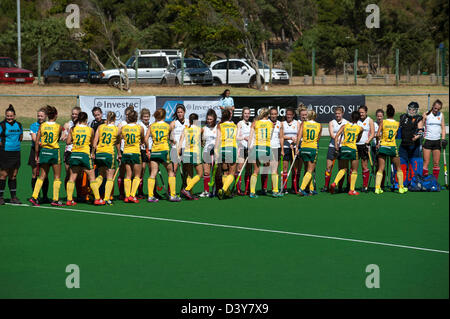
301 121 321 149
71 125 92 154
122 123 141 154
96 124 118 155
151 121 170 152
184 125 201 153
380 119 399 147
341 123 362 150
220 121 237 148
254 120 273 147
39 121 61 149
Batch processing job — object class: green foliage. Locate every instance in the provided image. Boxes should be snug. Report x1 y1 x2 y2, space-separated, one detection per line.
288 46 311 76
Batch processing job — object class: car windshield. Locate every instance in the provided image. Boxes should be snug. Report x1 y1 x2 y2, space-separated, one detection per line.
0 58 17 68
126 56 135 68
174 60 207 69
61 62 88 72
245 60 269 69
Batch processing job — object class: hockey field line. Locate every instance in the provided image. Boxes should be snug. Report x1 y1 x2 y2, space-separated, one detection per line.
5 203 449 255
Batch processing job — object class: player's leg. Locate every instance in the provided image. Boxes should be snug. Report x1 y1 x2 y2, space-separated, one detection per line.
432 148 441 180
269 148 282 196
184 163 203 200
348 159 359 195
66 167 79 205
50 162 63 206
322 146 336 192
423 147 431 176
30 164 49 205
249 161 260 198
85 166 103 204
299 161 315 196
360 147 370 192
129 162 142 202
281 148 290 194
330 160 348 194
147 160 160 202
392 156 407 193
410 144 423 183
104 167 115 204
123 163 133 202
167 161 181 202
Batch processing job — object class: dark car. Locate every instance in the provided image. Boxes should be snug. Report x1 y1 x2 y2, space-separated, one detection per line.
0 57 34 84
44 60 101 84
161 58 213 85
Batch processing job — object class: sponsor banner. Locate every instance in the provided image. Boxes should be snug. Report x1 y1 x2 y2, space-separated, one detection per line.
233 96 298 120
297 95 366 123
156 96 221 122
79 96 156 124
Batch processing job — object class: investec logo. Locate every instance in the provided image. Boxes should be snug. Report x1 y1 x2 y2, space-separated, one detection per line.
94 98 141 110
162 100 183 122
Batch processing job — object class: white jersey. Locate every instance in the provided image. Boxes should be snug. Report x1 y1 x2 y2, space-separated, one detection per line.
282 120 299 148
172 119 187 148
64 120 75 152
357 116 372 145
203 125 217 149
138 121 153 150
425 112 443 141
328 118 348 147
237 120 251 148
271 120 281 148
372 121 381 146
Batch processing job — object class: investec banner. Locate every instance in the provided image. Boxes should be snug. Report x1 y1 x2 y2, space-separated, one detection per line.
156 96 221 122
233 95 365 123
79 96 156 124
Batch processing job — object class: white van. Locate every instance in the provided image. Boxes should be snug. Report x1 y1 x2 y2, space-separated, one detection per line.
100 49 181 86
210 59 289 86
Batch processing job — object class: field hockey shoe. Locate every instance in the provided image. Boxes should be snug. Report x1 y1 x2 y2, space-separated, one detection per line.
199 191 209 198
271 191 284 198
105 199 113 205
147 197 159 203
66 200 77 206
398 186 409 194
361 187 369 193
217 189 225 200
249 193 258 199
329 183 337 194
29 197 40 206
208 191 215 198
298 189 309 197
10 197 22 205
123 196 130 203
181 188 195 200
225 188 233 198
348 190 360 196
51 200 65 207
309 190 318 196
169 195 182 202
129 197 140 204
374 188 384 195
94 199 106 205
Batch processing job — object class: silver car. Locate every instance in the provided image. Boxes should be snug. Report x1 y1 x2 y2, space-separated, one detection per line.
161 58 213 85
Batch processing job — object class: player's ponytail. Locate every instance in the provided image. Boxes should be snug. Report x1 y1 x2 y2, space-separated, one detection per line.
256 108 269 121
45 105 58 120
74 112 88 125
220 109 232 123
307 110 317 121
427 99 443 116
351 110 360 123
386 104 395 118
5 104 15 115
106 111 116 124
189 113 199 127
154 109 166 122
127 110 138 123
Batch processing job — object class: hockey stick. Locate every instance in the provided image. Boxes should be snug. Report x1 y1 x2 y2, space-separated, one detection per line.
367 145 375 190
230 156 249 194
443 147 448 189
208 154 217 187
281 152 299 191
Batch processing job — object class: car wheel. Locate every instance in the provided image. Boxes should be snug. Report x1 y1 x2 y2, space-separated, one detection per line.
250 76 264 88
161 78 167 85
212 78 222 86
108 77 120 87
175 78 180 85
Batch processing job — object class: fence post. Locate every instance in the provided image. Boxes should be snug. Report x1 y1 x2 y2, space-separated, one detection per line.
269 49 273 86
181 48 185 86
37 44 41 85
440 44 446 86
135 48 139 85
436 47 440 77
427 94 430 112
354 49 358 85
395 49 399 86
87 49 91 84
289 61 293 85
312 48 315 85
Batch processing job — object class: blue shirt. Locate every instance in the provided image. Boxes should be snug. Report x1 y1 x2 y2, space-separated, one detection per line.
220 97 234 107
0 120 23 151
30 121 41 148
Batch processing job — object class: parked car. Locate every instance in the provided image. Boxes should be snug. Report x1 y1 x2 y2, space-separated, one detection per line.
44 60 101 84
210 59 289 86
0 57 34 84
100 49 181 86
161 58 213 85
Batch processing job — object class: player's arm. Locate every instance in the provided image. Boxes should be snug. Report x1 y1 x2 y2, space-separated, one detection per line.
89 128 95 158
280 125 285 156
295 122 303 152
116 127 123 162
356 127 363 143
318 124 323 143
92 128 100 159
367 118 375 145
413 117 424 141
66 128 73 146
35 128 42 161
214 124 221 158
61 123 69 142
169 121 176 146
178 131 185 157
248 121 255 149
328 120 334 139
334 126 345 150
441 113 446 140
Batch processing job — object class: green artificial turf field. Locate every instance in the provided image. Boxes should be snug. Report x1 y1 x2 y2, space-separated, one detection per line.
0 140 448 298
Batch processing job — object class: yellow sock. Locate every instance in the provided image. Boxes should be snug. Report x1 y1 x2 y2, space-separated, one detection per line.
95 175 103 186
223 175 234 191
333 169 346 184
375 171 383 189
397 170 404 188
104 179 114 201
300 172 312 190
309 178 314 191
147 178 155 197
169 176 176 197
186 175 200 191
90 181 100 200
250 174 258 194
272 174 279 192
67 181 75 201
124 179 131 197
350 172 357 191
32 178 44 199
53 179 61 201
131 177 140 197
187 176 192 186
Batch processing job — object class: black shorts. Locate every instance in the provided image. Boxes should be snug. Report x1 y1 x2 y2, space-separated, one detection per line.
140 149 150 163
238 147 249 159
326 146 338 161
356 144 369 161
282 146 296 162
0 151 21 169
423 139 441 151
28 147 37 168
64 151 71 164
